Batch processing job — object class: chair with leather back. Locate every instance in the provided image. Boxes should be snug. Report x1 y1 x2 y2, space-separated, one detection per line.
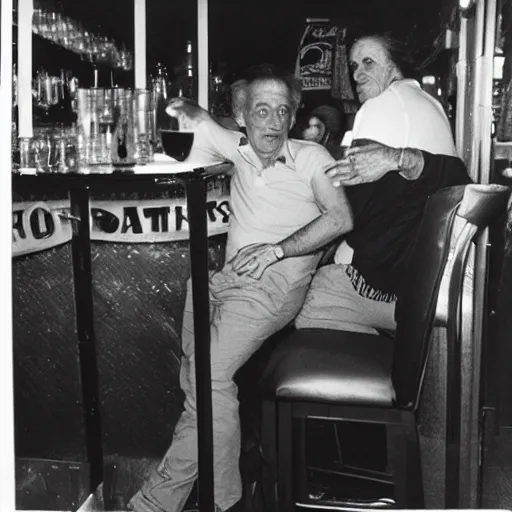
258 183 511 511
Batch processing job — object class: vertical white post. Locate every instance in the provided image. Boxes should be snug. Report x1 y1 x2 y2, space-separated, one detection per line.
0 0 15 508
17 0 34 138
455 17 468 158
134 0 147 89
479 0 497 185
197 0 209 110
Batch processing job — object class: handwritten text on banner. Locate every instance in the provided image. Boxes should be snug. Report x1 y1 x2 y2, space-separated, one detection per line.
12 196 231 258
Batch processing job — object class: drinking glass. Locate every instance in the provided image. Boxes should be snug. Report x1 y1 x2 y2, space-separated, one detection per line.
160 129 194 161
111 89 136 166
134 89 153 165
32 134 51 173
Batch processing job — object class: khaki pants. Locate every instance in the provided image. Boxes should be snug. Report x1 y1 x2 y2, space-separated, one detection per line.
129 259 315 512
295 264 397 334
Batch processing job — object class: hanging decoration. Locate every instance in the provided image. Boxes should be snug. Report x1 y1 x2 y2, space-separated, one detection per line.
294 19 356 112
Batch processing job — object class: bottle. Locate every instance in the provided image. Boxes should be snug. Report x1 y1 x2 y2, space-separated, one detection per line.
186 40 193 79
169 40 196 101
182 40 195 99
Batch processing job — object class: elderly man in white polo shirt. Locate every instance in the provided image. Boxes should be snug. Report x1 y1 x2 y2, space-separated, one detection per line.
129 64 353 512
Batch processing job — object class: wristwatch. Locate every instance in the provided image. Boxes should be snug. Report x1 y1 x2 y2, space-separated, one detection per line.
272 244 285 260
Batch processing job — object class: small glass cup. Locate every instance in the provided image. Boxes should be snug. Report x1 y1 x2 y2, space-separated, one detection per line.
133 89 153 165
19 137 35 171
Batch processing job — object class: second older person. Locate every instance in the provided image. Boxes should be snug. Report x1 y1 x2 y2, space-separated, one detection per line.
128 64 352 512
295 31 472 334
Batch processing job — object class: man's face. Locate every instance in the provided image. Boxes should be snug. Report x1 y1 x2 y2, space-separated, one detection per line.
243 79 293 163
302 116 326 144
349 37 401 104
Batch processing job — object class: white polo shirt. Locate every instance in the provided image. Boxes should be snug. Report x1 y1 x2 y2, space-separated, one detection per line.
188 120 335 263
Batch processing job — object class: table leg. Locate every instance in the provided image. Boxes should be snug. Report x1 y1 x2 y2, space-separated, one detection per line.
185 175 215 512
69 185 104 492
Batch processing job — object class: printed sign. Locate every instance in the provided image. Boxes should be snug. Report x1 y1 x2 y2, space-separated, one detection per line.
12 195 231 258
296 21 340 91
295 19 356 107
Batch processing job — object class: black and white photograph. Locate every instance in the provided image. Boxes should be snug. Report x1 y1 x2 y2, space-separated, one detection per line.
2 0 512 510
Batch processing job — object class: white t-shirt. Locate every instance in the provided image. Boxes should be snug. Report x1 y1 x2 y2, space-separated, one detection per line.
352 79 458 156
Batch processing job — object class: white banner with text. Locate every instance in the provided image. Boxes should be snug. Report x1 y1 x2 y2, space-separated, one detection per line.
13 196 231 257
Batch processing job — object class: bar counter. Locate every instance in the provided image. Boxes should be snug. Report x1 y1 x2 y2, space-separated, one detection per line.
12 163 232 512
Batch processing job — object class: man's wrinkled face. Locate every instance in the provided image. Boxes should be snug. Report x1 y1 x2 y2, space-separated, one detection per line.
302 116 326 144
349 37 402 104
243 79 294 163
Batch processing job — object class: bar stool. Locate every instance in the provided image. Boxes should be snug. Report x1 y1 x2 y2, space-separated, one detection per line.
259 184 511 511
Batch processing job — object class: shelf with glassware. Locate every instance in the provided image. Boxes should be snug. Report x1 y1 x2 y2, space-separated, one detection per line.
12 33 232 174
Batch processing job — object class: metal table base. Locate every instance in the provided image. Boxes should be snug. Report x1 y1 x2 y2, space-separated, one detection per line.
13 166 228 512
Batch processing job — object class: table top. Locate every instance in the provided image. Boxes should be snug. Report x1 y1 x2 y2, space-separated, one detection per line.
12 160 233 190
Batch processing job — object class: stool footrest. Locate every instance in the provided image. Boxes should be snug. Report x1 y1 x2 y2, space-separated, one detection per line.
308 464 394 486
296 496 396 510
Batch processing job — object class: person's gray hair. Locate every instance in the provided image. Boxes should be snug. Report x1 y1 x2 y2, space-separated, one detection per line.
240 63 302 114
230 79 248 126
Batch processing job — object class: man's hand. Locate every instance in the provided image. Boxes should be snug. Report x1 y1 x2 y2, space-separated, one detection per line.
324 141 400 187
228 243 279 280
165 97 212 131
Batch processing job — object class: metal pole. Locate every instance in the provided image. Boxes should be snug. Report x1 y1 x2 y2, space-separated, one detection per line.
197 0 209 110
455 17 468 158
69 185 104 491
463 0 498 504
185 174 215 512
134 0 147 90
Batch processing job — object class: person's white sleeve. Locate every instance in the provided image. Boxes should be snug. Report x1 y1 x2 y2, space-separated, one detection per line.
295 143 335 185
187 119 240 166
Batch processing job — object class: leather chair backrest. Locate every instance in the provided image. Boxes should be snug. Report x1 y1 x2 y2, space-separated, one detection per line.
391 184 510 409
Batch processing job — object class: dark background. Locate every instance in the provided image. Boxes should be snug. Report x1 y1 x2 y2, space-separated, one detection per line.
45 0 453 78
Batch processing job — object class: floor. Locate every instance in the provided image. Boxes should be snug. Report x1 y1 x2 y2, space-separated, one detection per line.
15 426 512 511
482 427 512 509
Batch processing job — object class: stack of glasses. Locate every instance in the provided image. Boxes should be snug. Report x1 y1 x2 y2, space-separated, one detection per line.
13 88 156 173
16 126 78 173
76 88 155 170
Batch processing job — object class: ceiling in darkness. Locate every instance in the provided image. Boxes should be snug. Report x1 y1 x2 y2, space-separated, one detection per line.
49 0 454 76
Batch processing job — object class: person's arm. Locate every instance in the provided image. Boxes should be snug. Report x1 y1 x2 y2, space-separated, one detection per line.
324 140 470 187
408 149 472 189
230 149 353 279
385 146 472 189
165 98 239 165
277 170 353 256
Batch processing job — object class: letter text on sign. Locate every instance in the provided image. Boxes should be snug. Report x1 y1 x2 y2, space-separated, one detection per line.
13 194 231 257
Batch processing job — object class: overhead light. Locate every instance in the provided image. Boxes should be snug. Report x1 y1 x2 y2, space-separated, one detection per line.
459 0 475 16
422 75 436 85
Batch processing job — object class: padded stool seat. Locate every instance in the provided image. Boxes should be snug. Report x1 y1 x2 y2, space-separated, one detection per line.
261 328 395 407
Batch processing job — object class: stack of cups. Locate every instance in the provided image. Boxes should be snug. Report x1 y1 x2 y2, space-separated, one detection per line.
76 88 92 169
76 87 154 170
134 89 153 165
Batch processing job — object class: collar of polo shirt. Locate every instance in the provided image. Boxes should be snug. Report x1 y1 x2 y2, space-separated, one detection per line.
237 136 295 169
